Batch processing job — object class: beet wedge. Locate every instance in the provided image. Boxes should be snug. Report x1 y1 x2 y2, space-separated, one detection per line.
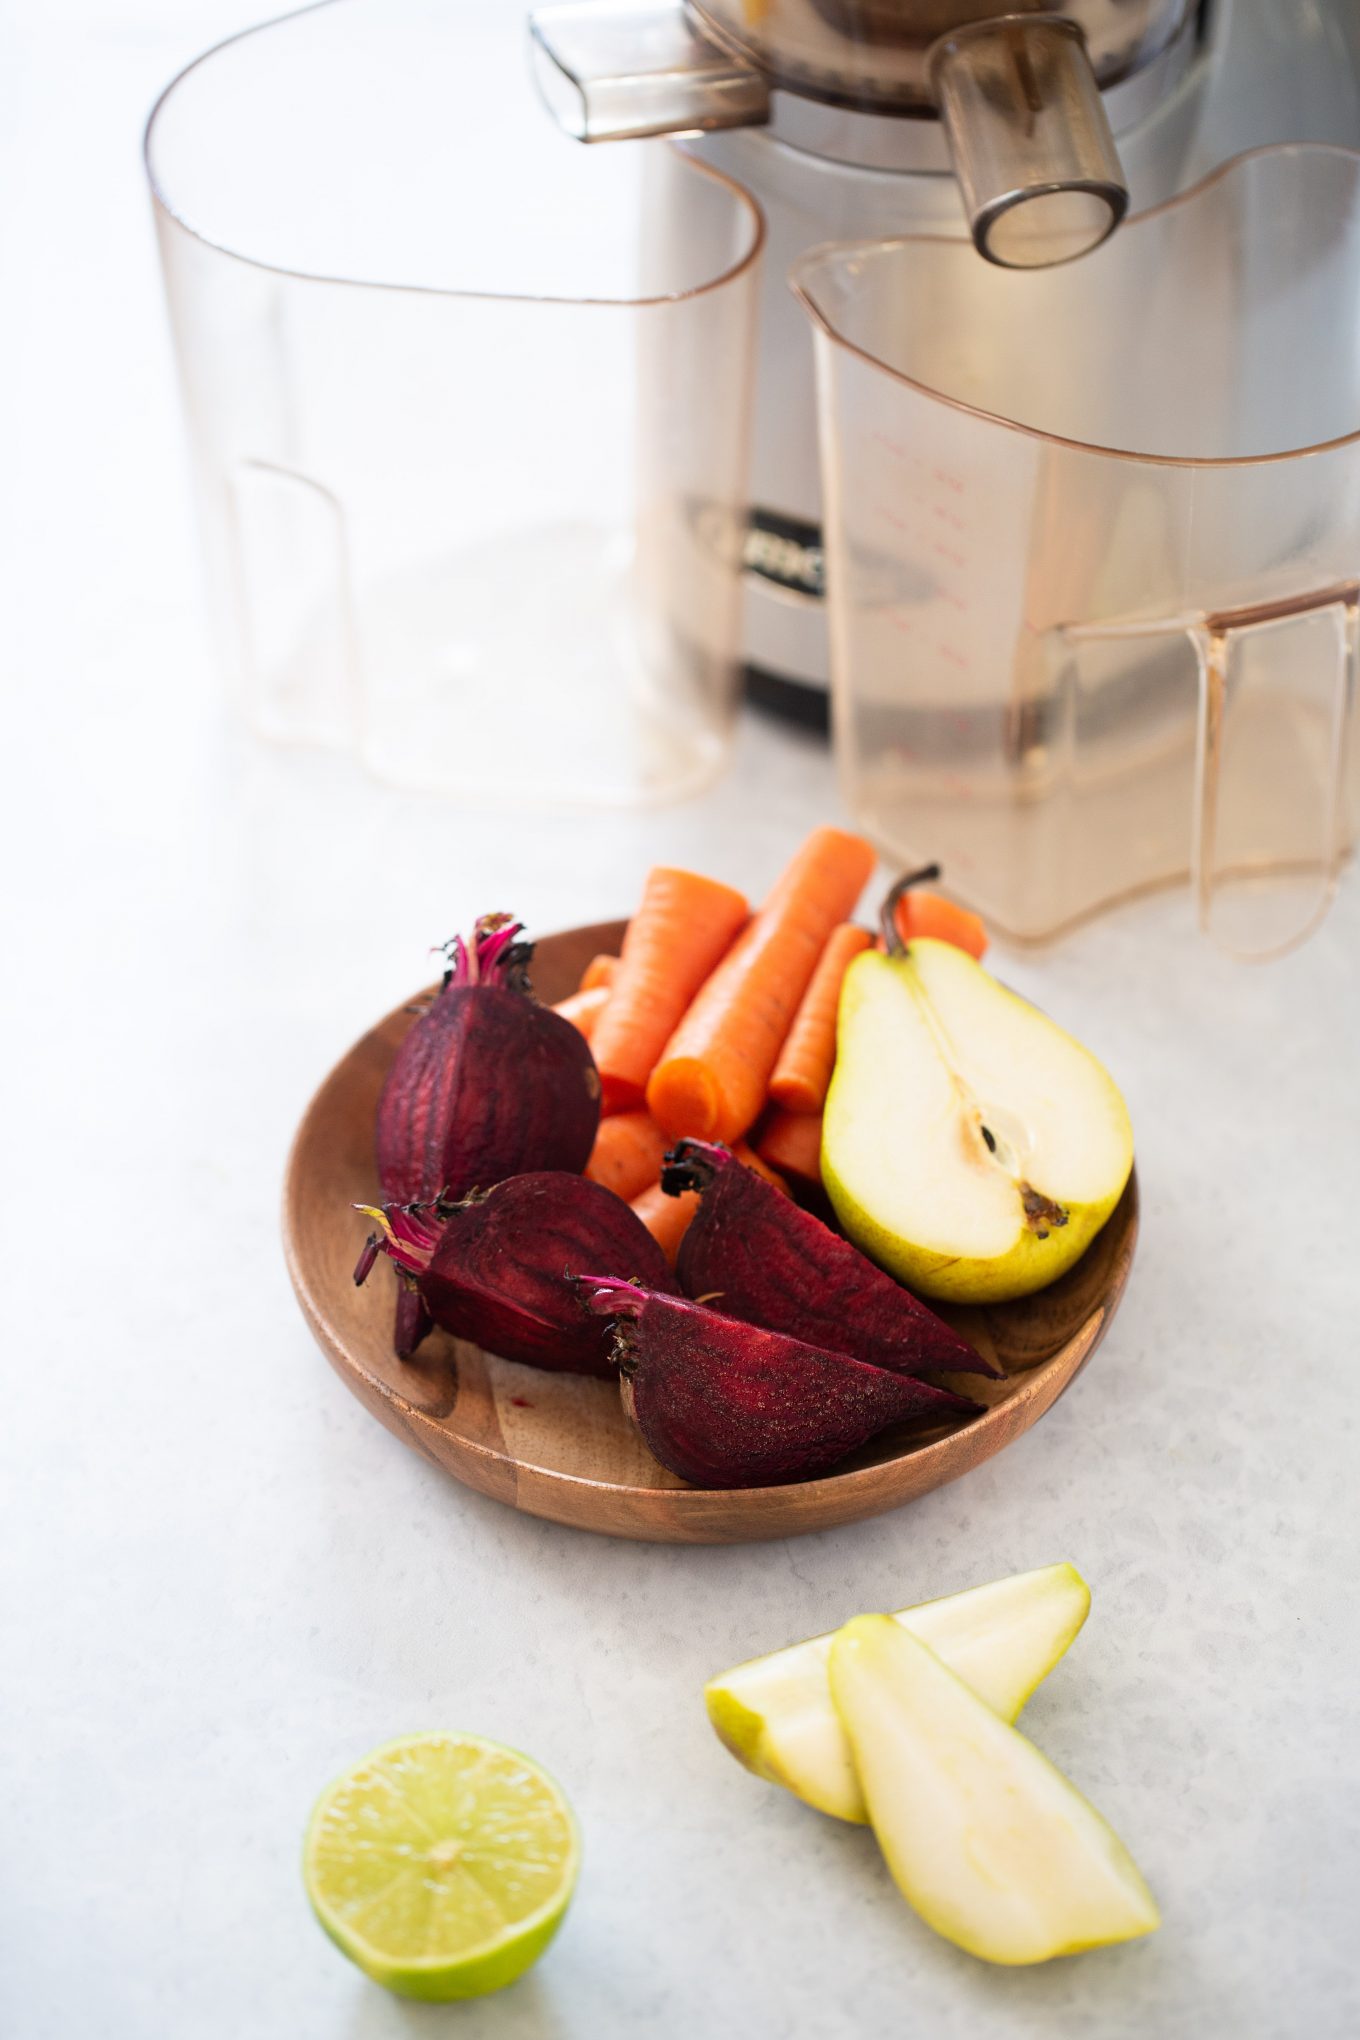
356 1173 677 1376
374 914 601 1356
662 1140 998 1380
578 1278 979 1488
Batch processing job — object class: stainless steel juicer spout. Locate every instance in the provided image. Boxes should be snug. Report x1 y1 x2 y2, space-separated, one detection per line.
529 1 1134 268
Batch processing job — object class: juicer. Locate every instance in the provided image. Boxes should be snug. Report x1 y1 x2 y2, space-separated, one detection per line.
531 0 1360 723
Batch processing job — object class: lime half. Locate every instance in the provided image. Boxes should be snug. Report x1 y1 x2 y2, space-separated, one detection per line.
304 1732 580 2001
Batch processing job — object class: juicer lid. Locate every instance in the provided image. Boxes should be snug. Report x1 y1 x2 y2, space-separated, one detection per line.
531 2 1203 266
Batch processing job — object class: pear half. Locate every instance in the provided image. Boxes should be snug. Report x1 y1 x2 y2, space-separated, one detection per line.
829 1615 1159 1965
705 1564 1089 1824
823 939 1133 1303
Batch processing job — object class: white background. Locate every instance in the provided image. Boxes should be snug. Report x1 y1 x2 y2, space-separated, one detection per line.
3 4 1358 2036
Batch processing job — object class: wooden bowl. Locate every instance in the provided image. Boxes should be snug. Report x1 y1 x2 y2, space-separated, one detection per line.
283 921 1138 1544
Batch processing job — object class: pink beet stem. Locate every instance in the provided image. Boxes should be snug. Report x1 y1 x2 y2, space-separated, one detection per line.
472 914 524 981
575 1275 647 1320
437 915 531 990
437 932 471 985
352 1200 443 1281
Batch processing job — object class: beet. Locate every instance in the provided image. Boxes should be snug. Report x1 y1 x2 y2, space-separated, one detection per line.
356 1174 677 1375
392 1286 434 1362
662 1140 998 1380
373 915 601 1354
579 1277 979 1488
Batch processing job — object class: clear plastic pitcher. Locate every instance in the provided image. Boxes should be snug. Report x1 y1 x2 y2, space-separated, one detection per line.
145 0 761 805
794 145 1360 954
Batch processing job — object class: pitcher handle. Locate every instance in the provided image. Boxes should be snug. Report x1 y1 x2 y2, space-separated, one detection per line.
1188 583 1357 960
225 458 360 752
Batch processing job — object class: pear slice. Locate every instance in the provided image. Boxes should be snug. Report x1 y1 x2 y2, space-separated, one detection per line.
829 1615 1159 1965
704 1564 1089 1823
823 938 1133 1303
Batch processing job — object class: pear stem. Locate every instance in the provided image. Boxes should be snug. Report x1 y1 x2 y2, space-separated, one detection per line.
880 863 943 957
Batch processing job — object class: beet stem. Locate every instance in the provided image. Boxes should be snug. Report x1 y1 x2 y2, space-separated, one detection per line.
438 914 535 994
659 1139 730 1199
353 1233 382 1286
573 1274 647 1321
352 1201 441 1278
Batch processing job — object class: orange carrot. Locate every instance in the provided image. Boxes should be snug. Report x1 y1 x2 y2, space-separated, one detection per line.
733 1141 790 1197
585 1111 669 1203
579 952 620 993
754 1109 823 1185
768 922 871 1114
646 827 876 1143
631 1181 700 1268
591 868 749 1114
553 985 609 1041
894 890 988 961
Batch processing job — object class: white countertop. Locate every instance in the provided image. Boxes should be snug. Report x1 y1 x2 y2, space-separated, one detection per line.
4 7 1359 2037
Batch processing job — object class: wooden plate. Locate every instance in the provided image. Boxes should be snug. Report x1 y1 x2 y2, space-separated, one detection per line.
283 921 1138 1544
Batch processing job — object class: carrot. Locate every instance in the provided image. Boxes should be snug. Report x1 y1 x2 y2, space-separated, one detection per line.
646 827 876 1143
591 868 748 1113
631 1180 700 1268
768 922 871 1114
733 1141 790 1197
553 985 609 1041
754 1109 824 1185
579 952 619 993
894 890 988 961
585 1111 669 1203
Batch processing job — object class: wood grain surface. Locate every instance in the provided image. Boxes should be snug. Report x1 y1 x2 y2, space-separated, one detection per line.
282 920 1139 1543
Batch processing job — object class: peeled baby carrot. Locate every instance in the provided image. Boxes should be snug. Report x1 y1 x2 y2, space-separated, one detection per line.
754 1108 824 1185
591 868 748 1113
553 985 609 1041
646 827 876 1143
579 953 620 993
585 1110 669 1203
631 1180 700 1268
768 922 871 1115
893 890 988 961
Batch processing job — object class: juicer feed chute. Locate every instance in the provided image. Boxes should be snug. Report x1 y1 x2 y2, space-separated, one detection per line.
528 1 770 142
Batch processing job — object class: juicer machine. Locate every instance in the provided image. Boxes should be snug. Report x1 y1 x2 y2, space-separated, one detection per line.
531 0 1360 721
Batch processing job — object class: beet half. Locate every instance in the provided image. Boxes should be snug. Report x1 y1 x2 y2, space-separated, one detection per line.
579 1278 979 1488
373 915 601 1355
662 1140 997 1380
357 1173 677 1376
